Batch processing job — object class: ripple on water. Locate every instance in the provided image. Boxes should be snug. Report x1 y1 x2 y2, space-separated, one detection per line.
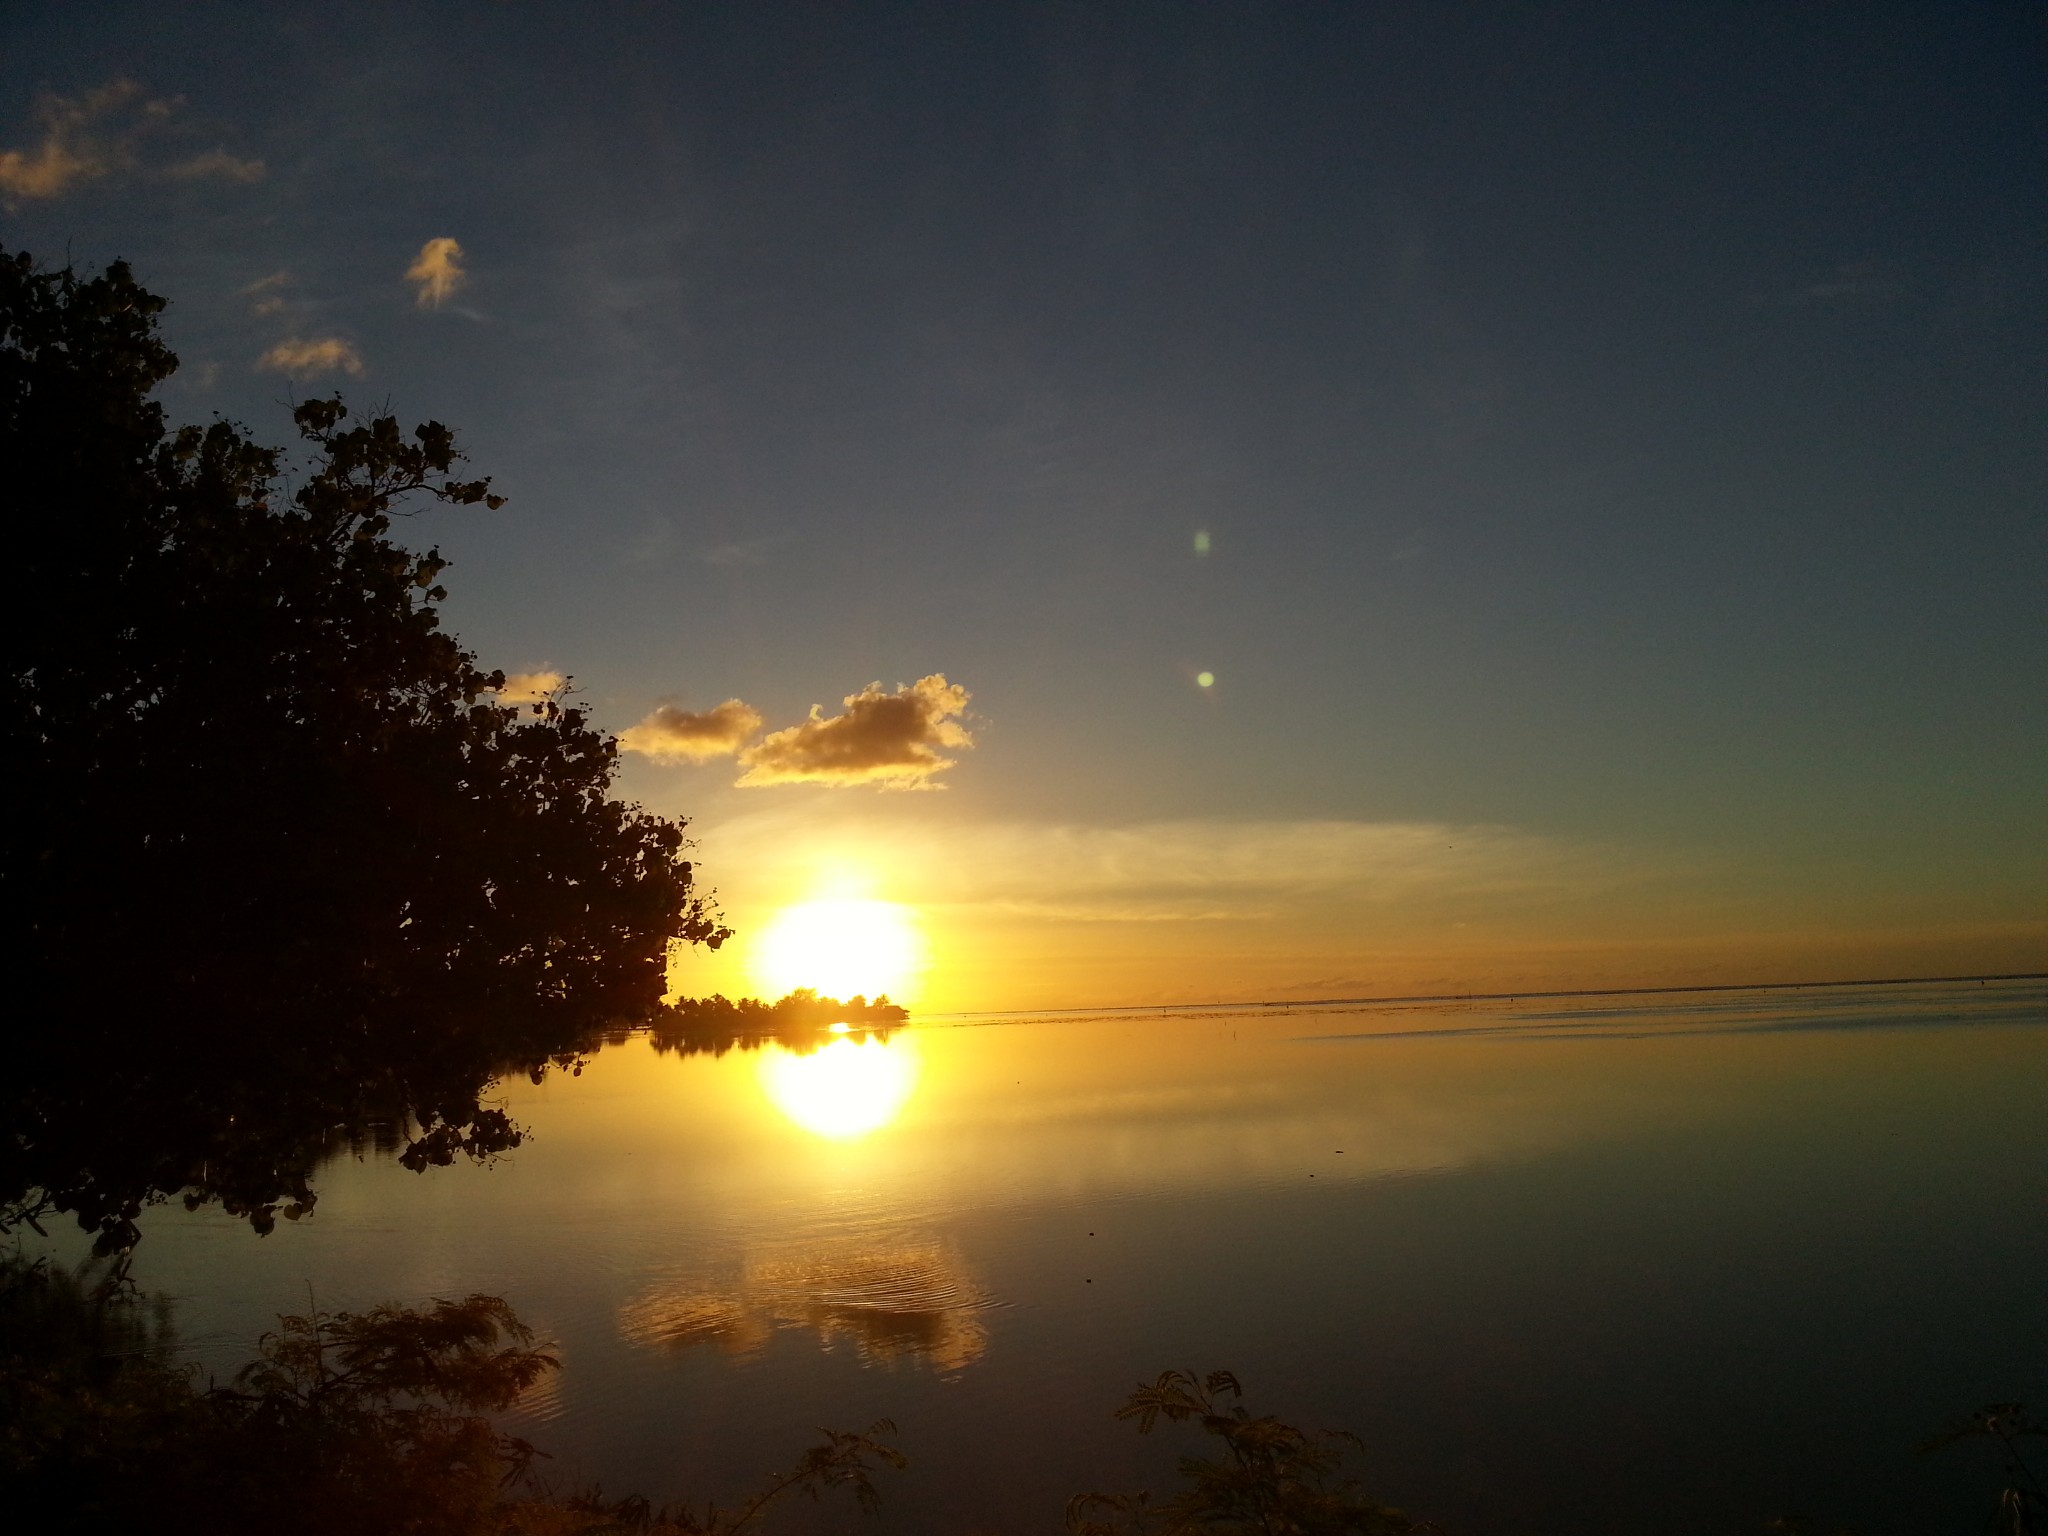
618 1232 998 1376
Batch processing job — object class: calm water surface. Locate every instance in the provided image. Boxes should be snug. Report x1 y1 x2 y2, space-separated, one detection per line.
118 978 2048 1533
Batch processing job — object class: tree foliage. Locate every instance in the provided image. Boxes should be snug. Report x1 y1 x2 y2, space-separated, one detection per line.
0 249 728 1249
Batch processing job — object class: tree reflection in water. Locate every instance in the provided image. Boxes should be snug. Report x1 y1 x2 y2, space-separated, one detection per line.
0 991 904 1259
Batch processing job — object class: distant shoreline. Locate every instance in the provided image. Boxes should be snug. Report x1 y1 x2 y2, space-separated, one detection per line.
921 971 2047 1026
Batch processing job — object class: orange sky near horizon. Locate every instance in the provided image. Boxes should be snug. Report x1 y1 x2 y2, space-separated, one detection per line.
664 800 2045 1014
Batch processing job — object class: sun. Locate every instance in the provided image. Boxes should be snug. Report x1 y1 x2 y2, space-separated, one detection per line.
759 1034 919 1139
750 898 923 1003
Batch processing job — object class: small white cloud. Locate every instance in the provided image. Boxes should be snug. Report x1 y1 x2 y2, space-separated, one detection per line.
256 337 364 377
703 538 777 568
621 699 764 764
405 237 466 309
1788 260 1904 306
166 148 264 183
240 271 290 316
737 675 973 790
494 670 565 705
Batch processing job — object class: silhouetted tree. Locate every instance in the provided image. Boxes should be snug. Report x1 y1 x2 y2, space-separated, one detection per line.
0 250 728 1249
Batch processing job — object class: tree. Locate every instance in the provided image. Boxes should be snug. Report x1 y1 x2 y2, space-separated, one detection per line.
0 250 728 1249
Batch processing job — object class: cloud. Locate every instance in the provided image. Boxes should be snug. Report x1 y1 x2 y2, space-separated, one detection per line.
693 808 1642 929
915 819 1613 916
620 699 764 764
167 148 264 183
703 536 780 568
256 337 364 377
494 670 565 705
1778 260 1906 308
241 271 290 316
405 237 466 308
0 79 147 200
0 80 259 203
737 675 973 789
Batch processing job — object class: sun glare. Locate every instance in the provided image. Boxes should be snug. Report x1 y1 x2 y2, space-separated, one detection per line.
752 898 922 1002
759 1035 918 1139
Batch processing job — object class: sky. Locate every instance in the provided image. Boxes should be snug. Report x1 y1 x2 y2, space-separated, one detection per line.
5 2 2042 1011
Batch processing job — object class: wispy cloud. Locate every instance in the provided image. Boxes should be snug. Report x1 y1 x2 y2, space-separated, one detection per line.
621 699 764 763
930 819 1609 917
494 670 565 706
240 271 290 316
256 337 364 377
0 80 261 202
405 237 466 308
1784 259 1905 307
703 536 781 568
737 676 973 789
943 818 1605 916
694 808 1635 926
167 148 264 183
0 80 149 200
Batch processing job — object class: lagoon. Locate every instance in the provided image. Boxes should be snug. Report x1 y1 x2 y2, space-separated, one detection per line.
110 977 2047 1534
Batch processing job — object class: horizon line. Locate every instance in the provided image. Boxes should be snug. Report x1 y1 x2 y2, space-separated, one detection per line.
917 970 2047 1024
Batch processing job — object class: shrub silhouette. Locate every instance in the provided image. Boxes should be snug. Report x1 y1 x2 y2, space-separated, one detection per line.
1066 1369 1414 1536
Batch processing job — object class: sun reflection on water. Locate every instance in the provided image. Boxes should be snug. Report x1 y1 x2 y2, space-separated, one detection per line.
759 1033 918 1139
618 1233 991 1375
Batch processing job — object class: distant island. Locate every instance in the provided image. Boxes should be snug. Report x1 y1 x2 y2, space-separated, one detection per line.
643 988 908 1058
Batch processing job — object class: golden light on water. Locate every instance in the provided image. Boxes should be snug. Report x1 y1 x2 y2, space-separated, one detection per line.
751 897 922 1002
759 1034 919 1139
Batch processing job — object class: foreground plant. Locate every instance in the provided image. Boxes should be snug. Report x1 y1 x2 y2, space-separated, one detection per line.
0 1255 902 1536
1923 1403 2048 1536
509 1423 906 1535
1066 1369 1415 1536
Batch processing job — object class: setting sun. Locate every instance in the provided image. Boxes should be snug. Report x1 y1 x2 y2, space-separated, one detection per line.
751 898 922 1003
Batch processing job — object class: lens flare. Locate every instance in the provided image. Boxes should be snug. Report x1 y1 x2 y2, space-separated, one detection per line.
759 1034 918 1139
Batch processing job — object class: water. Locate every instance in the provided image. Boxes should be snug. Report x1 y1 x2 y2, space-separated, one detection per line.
107 977 2048 1533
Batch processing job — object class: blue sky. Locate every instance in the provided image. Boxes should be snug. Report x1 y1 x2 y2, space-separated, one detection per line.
6 2 2041 1005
